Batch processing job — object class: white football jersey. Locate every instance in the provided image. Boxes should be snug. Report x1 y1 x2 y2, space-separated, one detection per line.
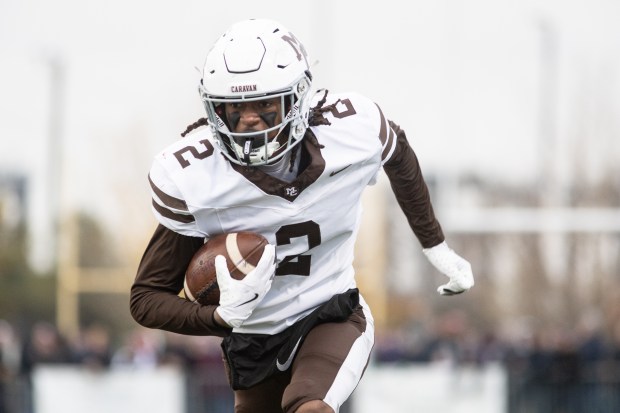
148 91 397 334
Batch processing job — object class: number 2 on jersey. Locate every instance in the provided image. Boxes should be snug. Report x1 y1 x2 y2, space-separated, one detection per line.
275 221 320 276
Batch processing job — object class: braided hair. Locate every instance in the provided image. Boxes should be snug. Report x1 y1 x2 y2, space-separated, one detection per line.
308 89 338 127
180 117 209 137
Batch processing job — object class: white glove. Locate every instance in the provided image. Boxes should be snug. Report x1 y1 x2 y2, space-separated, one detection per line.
423 241 474 296
215 244 276 328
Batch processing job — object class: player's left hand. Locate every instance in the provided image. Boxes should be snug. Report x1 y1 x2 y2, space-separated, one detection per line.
422 241 474 296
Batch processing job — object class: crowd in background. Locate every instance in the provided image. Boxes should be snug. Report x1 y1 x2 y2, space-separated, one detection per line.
0 319 232 413
1 311 620 412
373 310 620 412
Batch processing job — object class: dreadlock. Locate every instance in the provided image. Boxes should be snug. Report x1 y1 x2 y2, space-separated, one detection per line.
287 143 301 173
180 117 209 137
286 89 341 171
308 89 340 127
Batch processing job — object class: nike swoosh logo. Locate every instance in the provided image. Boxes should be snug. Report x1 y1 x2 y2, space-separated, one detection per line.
235 293 259 307
329 164 352 177
276 337 302 371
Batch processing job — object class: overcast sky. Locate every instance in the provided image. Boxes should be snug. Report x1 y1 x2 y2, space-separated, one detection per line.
1 0 619 270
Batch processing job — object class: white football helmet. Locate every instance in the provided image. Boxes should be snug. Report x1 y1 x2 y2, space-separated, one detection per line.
199 19 313 166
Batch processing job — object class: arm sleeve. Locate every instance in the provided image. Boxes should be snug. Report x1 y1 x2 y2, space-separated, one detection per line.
382 121 445 248
130 224 231 337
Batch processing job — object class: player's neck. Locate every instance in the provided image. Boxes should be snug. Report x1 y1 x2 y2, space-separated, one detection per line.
258 150 301 183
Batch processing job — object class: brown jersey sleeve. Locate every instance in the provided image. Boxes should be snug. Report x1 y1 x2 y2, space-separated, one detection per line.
130 224 231 337
382 121 445 248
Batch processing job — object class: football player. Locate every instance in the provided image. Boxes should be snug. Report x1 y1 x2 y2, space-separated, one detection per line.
130 18 474 413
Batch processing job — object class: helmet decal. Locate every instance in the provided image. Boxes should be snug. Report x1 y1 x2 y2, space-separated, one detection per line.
281 32 309 67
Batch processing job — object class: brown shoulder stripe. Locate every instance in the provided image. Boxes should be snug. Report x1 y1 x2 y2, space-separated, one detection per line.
152 199 195 224
148 174 188 211
381 127 396 161
375 103 388 146
374 103 396 161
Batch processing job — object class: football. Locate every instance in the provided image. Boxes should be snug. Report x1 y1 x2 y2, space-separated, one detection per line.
183 232 269 306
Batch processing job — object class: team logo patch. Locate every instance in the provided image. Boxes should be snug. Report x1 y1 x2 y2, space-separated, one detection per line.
285 187 298 197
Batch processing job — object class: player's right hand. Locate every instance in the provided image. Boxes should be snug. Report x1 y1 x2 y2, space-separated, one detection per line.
215 244 276 328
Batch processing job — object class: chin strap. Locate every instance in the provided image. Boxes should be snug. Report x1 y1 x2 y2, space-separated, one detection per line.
233 140 281 165
242 140 252 164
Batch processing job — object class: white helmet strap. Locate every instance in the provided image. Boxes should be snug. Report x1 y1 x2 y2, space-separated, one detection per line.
232 138 281 164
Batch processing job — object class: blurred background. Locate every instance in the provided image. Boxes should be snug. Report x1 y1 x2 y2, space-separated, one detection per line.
1 0 619 412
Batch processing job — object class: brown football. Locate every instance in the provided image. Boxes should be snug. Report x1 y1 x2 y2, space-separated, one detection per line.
183 232 269 305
